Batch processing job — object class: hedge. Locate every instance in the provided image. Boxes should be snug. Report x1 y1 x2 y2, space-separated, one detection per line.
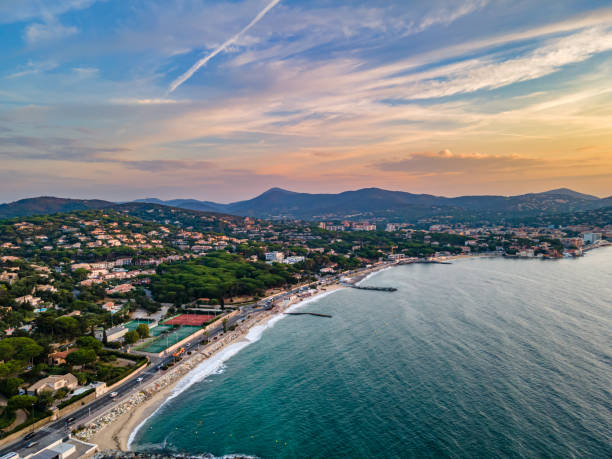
57 388 95 409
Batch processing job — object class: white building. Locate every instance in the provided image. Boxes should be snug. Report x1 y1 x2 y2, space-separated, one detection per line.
583 232 602 244
265 251 284 262
283 256 305 264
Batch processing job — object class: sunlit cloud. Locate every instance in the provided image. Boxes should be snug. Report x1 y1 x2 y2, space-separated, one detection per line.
1 1 612 201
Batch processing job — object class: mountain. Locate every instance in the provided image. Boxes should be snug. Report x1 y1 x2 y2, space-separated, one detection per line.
0 197 113 219
3 188 610 223
137 187 612 222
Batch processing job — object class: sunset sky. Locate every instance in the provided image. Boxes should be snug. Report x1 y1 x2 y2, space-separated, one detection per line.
1 0 612 202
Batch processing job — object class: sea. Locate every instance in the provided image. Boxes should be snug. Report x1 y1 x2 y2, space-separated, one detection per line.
130 249 612 458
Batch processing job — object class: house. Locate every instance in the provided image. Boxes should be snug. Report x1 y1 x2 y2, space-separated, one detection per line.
48 348 77 366
15 295 42 306
101 301 122 314
106 283 133 295
27 373 78 395
0 271 18 284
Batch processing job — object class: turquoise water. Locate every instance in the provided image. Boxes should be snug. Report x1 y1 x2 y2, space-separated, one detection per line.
133 249 612 458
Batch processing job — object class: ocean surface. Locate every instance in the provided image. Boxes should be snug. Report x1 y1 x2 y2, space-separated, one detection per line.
131 249 612 458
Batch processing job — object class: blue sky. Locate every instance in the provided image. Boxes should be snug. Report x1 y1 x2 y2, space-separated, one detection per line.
1 0 612 202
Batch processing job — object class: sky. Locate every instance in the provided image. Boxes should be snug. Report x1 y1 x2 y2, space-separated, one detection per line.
1 0 612 203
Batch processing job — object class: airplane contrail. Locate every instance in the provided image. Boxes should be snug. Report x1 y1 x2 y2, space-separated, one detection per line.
169 0 282 93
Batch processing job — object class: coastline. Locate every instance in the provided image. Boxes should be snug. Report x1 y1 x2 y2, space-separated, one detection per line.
82 280 352 452
75 250 610 453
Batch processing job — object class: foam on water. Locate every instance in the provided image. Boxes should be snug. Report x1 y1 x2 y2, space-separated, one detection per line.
127 287 343 449
356 266 392 285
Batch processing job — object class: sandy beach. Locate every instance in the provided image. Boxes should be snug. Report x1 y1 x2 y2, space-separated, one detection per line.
80 279 354 452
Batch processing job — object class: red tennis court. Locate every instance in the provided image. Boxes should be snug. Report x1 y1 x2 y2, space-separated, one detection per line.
163 314 216 326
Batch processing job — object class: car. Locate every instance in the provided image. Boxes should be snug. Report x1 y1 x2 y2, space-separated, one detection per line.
66 417 76 424
136 377 143 382
26 441 38 448
23 432 36 441
110 392 118 398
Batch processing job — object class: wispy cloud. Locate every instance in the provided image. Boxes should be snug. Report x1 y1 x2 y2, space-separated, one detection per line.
375 149 541 174
5 61 58 79
406 0 488 35
169 0 282 93
24 18 78 44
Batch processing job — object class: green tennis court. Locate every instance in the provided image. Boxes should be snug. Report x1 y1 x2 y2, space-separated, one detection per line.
149 324 173 336
124 319 155 331
136 326 200 353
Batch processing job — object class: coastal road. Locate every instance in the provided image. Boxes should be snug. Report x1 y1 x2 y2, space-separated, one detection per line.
0 312 241 457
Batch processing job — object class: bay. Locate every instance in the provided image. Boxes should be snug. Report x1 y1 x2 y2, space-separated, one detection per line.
133 249 612 458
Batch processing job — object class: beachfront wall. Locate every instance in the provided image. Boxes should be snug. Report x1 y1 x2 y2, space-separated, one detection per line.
107 359 149 391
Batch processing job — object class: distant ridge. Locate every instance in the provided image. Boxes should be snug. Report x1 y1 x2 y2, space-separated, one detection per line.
2 188 610 222
133 187 611 221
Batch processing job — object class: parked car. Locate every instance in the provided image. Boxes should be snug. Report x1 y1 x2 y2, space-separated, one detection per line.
110 392 118 398
23 432 36 441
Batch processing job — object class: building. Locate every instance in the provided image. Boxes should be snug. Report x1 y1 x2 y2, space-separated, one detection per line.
95 325 128 342
283 256 305 264
265 251 284 262
48 349 77 366
388 253 406 261
0 271 18 284
106 283 134 295
22 436 98 459
101 301 122 314
583 232 602 244
15 295 42 306
27 373 78 395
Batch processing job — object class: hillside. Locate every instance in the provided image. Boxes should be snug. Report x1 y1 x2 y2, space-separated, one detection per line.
0 197 113 219
3 188 611 224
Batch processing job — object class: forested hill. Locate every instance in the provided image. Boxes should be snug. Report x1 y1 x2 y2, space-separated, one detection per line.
0 197 113 219
137 187 612 222
2 187 611 224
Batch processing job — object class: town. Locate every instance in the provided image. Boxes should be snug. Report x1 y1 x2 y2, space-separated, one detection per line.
0 204 609 458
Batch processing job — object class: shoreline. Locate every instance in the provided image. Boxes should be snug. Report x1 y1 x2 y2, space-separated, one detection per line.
81 280 351 453
78 250 611 453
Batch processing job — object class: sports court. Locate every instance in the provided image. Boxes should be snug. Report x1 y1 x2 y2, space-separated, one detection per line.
136 325 201 354
163 314 216 326
149 324 173 336
124 319 155 331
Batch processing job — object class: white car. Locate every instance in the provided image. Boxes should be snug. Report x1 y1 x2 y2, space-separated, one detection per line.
110 392 118 398
136 377 143 382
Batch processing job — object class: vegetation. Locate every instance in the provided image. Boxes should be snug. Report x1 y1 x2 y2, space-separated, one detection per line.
151 251 297 305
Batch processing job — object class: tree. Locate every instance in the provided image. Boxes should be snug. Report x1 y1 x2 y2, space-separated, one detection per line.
0 361 26 379
35 390 54 411
76 336 103 353
136 324 150 339
0 377 24 398
0 342 14 361
222 318 228 333
66 348 97 366
124 330 140 345
7 395 37 413
54 316 81 339
0 337 43 363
